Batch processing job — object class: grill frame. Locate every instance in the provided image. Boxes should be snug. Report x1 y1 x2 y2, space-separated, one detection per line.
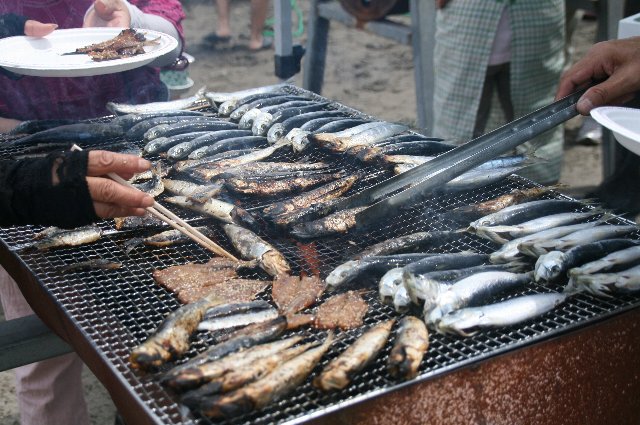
1 86 639 425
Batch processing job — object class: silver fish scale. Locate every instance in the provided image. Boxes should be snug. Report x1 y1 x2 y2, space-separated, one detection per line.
2 85 640 425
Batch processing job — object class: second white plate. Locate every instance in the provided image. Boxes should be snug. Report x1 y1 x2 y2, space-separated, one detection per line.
591 106 640 157
0 27 178 77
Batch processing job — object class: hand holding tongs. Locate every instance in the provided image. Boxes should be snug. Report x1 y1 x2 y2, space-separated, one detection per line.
336 88 587 229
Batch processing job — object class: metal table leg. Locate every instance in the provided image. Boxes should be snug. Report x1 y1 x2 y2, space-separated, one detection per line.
302 0 330 94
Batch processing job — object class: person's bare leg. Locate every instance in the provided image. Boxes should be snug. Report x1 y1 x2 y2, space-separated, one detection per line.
248 0 269 50
215 0 231 38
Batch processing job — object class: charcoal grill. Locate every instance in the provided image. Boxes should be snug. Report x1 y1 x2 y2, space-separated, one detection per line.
1 86 640 425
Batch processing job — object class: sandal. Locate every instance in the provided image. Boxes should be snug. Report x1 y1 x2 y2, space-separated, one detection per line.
203 33 231 45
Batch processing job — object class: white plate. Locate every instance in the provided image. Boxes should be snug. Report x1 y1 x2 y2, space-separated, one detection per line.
0 27 178 77
591 106 640 156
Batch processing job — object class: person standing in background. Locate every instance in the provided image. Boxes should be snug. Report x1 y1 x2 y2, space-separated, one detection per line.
204 0 272 51
432 0 566 185
0 2 184 424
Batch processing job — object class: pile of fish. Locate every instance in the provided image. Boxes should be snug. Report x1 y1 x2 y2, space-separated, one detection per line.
11 84 640 423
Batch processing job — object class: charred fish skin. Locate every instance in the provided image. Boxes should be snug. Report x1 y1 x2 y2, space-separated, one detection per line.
222 224 292 277
129 293 224 370
435 292 568 337
387 316 429 380
224 172 345 198
314 320 395 392
289 206 367 240
355 231 459 259
199 333 334 419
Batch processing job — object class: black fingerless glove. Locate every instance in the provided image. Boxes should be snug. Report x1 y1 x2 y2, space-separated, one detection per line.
0 14 28 80
0 151 99 228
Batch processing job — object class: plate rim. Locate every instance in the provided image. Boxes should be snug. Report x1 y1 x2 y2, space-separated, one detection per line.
591 106 640 145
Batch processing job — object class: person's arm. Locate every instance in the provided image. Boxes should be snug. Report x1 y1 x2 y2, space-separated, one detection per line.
556 36 640 115
84 0 182 66
0 150 153 228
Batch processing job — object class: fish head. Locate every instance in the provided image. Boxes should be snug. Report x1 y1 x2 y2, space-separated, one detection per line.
534 251 565 282
167 143 189 160
218 99 239 116
188 148 207 160
252 114 272 136
238 109 261 129
261 251 292 277
267 124 285 144
378 268 404 304
424 290 458 325
143 137 168 154
325 260 359 290
393 284 411 313
435 309 483 336
291 132 311 153
230 104 251 121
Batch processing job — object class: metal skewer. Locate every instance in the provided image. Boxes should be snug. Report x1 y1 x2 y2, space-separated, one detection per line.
71 145 238 260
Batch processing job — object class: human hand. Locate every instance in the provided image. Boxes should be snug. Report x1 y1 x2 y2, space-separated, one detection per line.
556 37 640 115
84 0 131 28
0 117 21 134
24 20 58 37
82 151 154 218
436 0 451 9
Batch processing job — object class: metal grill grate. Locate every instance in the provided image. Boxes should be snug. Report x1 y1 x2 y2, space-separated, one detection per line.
1 87 639 425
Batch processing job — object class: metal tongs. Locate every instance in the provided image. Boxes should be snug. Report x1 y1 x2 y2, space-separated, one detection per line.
338 89 587 230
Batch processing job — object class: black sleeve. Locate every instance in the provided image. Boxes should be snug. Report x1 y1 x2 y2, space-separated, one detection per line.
0 13 28 38
0 151 99 228
0 14 28 80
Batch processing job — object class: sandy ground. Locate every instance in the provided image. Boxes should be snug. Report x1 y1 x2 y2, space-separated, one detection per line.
0 1 601 424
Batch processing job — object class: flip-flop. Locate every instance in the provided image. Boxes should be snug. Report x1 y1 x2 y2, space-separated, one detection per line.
249 36 273 52
203 33 231 45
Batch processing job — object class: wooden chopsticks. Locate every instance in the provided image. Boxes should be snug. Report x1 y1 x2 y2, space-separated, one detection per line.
71 145 238 261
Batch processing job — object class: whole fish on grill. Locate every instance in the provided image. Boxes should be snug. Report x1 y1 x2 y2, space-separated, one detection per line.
314 320 394 391
489 221 604 264
473 210 604 244
252 102 331 136
129 291 224 370
224 172 345 198
425 271 534 325
108 87 209 115
357 139 455 163
168 129 254 160
325 253 438 291
435 292 568 336
187 142 292 182
143 131 210 155
468 199 590 230
289 206 367 240
313 290 369 330
355 230 459 259
444 185 560 223
219 161 331 180
127 116 207 141
523 224 640 257
30 225 102 250
266 110 348 144
230 95 307 122
144 119 237 142
161 316 290 388
246 100 318 131
199 333 334 419
183 136 267 161
263 175 358 219
125 226 217 252
310 122 408 153
131 172 164 197
567 245 640 283
565 264 640 297
9 119 83 135
114 214 165 230
60 259 122 273
162 179 224 203
387 316 429 380
181 341 317 406
218 92 287 117
110 110 210 131
271 274 325 314
222 223 291 277
535 239 640 282
198 301 279 331
205 83 290 106
164 334 303 391
270 198 343 228
4 123 124 148
165 196 258 231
